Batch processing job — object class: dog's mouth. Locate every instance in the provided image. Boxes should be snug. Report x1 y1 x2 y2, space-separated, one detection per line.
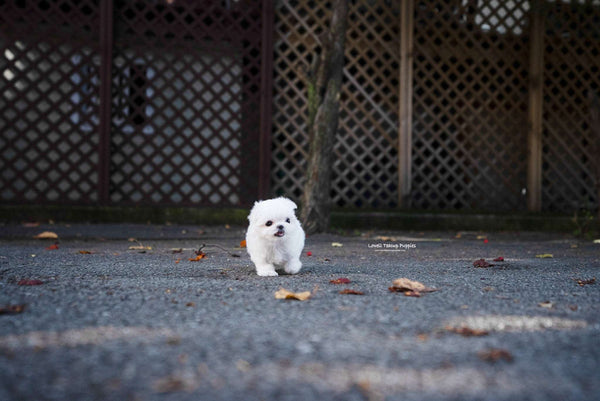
274 230 285 237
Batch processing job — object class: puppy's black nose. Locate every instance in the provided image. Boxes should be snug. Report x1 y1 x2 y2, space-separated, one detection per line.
277 225 284 230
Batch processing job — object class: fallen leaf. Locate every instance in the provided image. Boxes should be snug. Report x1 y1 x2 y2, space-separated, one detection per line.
339 289 364 295
389 278 437 295
188 252 207 261
45 244 59 250
274 287 311 301
483 239 489 244
185 302 195 307
171 248 183 254
593 239 600 244
239 240 246 248
473 259 492 268
34 231 58 239
575 278 596 286
330 277 351 285
306 251 312 256
569 304 578 311
22 222 40 227
445 326 489 337
331 242 343 247
17 279 44 286
538 301 553 309
478 348 513 362
476 235 487 240
78 250 93 254
536 254 553 258
493 256 504 262
0 304 26 315
128 245 152 251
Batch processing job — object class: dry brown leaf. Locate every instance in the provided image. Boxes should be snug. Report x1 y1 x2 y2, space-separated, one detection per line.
34 231 58 239
576 278 596 286
188 252 206 261
478 348 514 362
445 326 489 337
0 304 26 315
389 278 437 296
339 289 364 295
473 259 492 268
274 288 311 301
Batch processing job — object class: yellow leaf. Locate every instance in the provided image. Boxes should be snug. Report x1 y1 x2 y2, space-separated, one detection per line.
535 254 553 258
33 231 58 239
331 242 343 247
274 287 311 301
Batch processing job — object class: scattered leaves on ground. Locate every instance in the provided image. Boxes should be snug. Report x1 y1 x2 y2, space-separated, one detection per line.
478 348 513 362
575 277 596 286
45 244 59 250
34 231 58 239
330 278 351 285
0 304 26 315
535 254 553 258
274 288 311 301
339 289 364 295
388 278 437 296
17 279 44 286
473 259 492 268
445 326 489 337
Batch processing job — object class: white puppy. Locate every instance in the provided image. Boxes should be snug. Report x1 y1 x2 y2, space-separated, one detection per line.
246 197 305 276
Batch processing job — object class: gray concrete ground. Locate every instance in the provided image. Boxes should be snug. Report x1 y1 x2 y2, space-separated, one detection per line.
0 223 599 401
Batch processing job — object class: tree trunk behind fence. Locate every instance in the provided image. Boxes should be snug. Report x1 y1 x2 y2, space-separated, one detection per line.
300 0 348 234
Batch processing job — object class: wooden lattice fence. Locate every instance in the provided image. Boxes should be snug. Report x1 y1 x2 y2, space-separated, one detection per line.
271 0 600 212
0 0 272 207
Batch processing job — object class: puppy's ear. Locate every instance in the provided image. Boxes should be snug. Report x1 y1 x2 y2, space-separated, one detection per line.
248 200 262 222
280 197 298 210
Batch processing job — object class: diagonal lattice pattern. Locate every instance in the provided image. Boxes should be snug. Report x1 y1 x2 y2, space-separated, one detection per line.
272 0 400 208
412 0 530 210
542 0 600 212
0 0 101 204
109 0 264 206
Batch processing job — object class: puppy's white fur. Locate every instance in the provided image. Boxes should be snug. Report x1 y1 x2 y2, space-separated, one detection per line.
246 197 305 276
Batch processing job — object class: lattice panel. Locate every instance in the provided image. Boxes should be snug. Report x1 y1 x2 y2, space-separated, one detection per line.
412 0 530 210
109 0 263 206
272 0 400 207
542 0 600 212
0 0 101 204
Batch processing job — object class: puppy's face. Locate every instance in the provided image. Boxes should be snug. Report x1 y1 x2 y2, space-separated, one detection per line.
248 198 301 241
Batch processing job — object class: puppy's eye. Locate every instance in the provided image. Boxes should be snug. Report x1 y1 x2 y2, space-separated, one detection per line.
266 221 273 227
286 218 291 223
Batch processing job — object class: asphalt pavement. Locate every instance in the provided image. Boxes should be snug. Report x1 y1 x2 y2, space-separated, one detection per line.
0 223 599 401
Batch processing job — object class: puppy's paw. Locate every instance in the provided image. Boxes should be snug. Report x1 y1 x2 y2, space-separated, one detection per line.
284 259 302 275
256 265 278 277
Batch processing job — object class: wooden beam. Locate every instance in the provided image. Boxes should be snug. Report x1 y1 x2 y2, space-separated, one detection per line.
398 0 414 208
527 0 545 212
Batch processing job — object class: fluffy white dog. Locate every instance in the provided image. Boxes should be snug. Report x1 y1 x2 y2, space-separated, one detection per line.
246 197 305 276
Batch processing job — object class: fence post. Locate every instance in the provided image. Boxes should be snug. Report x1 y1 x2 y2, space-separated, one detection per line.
527 0 545 212
398 0 414 208
98 0 114 205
